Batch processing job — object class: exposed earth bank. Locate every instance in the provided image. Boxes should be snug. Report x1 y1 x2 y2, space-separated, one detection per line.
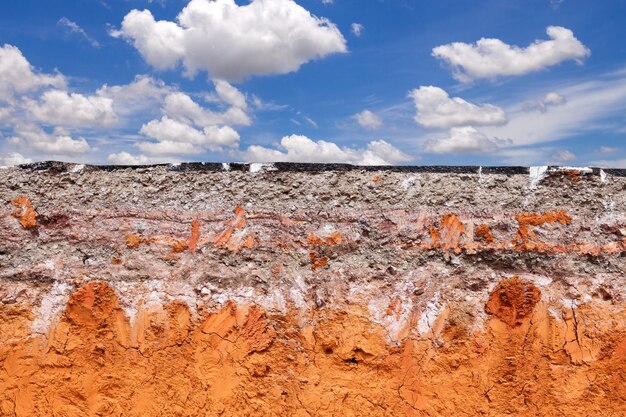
0 163 625 416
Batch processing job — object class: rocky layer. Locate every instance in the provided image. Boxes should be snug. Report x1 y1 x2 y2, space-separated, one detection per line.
0 163 625 416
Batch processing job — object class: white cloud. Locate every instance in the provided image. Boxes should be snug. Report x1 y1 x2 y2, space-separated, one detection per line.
481 71 626 146
107 151 150 165
251 95 288 111
522 91 567 113
97 75 172 118
0 44 65 102
494 146 554 165
353 109 382 130
9 125 90 156
110 10 184 70
542 91 566 106
322 0 333 4
551 149 576 162
241 135 412 165
214 80 247 110
409 86 506 128
597 146 618 154
304 116 318 128
112 0 347 81
25 90 117 127
550 0 564 9
590 158 626 168
0 152 33 167
425 126 500 154
129 79 251 158
0 106 10 120
365 140 414 164
351 23 363 37
136 140 202 156
432 26 590 82
138 116 239 155
163 91 251 127
58 17 100 48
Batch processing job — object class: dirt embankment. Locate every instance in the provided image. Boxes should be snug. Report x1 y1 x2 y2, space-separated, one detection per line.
0 163 625 416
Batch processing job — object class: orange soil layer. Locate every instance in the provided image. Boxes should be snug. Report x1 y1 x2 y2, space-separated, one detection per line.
1 281 625 416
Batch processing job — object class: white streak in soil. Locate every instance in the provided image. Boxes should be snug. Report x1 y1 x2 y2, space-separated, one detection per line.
529 166 548 189
31 281 73 335
417 291 445 335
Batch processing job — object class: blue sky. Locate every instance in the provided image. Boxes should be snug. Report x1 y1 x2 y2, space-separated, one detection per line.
1 0 626 166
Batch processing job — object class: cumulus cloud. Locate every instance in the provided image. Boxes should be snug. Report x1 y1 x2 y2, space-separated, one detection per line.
25 90 117 127
214 79 247 110
111 0 347 81
432 26 590 82
0 44 65 102
241 135 412 165
0 152 33 167
351 23 363 37
97 75 172 118
353 110 382 129
410 86 506 128
121 78 251 157
107 151 150 165
425 126 500 154
138 116 240 155
9 125 90 156
0 44 264 163
58 17 100 48
163 90 250 127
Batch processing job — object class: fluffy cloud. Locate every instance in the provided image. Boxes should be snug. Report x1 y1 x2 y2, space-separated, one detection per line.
0 44 65 102
432 26 590 82
425 126 499 154
0 152 33 167
9 125 90 156
410 86 506 128
107 151 150 165
214 80 247 110
241 135 412 165
112 0 347 81
163 90 250 127
138 116 239 155
353 110 382 130
97 75 172 118
25 90 117 127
